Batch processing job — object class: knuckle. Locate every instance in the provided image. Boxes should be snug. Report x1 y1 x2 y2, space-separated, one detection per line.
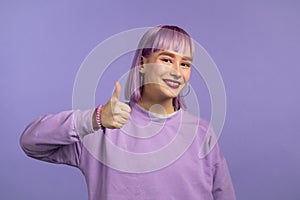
115 123 122 129
126 105 131 112
112 121 118 127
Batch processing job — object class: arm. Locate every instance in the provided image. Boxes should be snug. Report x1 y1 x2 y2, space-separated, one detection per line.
20 82 131 166
212 144 236 200
20 109 95 166
198 122 236 199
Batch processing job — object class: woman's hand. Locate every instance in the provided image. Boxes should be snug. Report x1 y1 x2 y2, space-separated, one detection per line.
93 82 131 130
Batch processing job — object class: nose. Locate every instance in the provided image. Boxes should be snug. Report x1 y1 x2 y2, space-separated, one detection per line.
170 62 181 79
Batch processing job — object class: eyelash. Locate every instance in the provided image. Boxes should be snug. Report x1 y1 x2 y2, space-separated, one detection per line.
161 58 172 63
181 63 191 68
160 58 191 68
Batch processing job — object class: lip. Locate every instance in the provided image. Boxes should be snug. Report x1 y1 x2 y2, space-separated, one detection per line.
163 79 182 89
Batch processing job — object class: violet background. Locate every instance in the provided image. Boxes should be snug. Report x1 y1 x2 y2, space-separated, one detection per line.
1 0 300 199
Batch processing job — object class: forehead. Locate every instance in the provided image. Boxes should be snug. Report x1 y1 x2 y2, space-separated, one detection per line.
152 49 193 61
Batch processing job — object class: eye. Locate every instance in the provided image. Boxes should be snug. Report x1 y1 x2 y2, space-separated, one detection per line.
181 62 191 68
160 58 173 63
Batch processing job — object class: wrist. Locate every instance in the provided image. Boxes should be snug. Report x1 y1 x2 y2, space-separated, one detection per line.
95 104 105 130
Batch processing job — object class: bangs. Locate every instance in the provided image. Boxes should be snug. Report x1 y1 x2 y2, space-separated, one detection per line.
142 26 194 58
153 28 193 56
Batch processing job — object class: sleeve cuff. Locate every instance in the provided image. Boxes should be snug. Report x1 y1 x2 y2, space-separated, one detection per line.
73 109 95 139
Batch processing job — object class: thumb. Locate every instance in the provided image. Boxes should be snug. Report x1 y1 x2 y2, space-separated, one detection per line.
112 81 121 100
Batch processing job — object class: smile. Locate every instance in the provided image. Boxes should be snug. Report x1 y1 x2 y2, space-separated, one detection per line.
163 79 181 89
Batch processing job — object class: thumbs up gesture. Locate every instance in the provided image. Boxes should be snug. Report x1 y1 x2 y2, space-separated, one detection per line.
95 82 131 129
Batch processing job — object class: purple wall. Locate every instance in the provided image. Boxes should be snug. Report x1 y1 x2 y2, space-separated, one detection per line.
1 0 300 199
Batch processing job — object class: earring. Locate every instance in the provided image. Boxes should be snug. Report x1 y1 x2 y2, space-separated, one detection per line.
180 84 190 97
140 73 144 86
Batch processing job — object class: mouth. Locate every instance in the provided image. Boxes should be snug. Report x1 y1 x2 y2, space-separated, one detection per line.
163 79 181 89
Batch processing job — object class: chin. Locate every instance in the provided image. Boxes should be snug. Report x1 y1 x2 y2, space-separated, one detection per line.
161 88 180 98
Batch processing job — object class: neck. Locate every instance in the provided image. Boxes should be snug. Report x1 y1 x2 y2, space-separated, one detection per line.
138 98 175 115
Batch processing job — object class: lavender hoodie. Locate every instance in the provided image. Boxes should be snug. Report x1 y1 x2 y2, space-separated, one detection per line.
20 102 236 200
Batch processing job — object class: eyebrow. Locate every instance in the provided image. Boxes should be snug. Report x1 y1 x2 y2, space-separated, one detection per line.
157 51 193 62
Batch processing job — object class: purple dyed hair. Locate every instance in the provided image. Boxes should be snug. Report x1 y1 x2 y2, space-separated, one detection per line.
125 25 194 110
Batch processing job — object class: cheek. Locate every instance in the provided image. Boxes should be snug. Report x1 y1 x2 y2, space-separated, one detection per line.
146 65 169 77
144 65 166 83
182 70 191 82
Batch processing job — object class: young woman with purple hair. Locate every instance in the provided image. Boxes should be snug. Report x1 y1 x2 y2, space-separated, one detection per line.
20 25 236 199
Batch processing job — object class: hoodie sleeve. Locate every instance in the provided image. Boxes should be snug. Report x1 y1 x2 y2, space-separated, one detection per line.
20 109 95 167
197 120 236 200
211 147 236 200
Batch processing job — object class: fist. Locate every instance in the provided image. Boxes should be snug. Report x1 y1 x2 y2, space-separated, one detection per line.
99 82 131 129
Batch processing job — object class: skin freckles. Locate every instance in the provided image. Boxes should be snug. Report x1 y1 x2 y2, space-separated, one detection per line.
138 49 193 114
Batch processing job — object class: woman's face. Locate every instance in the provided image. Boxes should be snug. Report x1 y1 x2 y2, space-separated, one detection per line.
140 49 192 100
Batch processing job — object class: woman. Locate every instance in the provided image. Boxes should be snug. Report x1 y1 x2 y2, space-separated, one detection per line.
20 25 236 199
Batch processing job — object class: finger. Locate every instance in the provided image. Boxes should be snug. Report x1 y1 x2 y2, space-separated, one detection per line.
116 116 128 124
112 103 130 117
112 110 130 122
112 108 126 121
112 81 121 100
119 112 130 121
120 104 131 113
113 120 124 129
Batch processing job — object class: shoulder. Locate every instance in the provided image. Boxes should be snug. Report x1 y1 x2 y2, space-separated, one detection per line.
180 109 211 135
181 109 221 160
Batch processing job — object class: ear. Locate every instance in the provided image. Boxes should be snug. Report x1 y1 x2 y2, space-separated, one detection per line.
139 56 146 73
